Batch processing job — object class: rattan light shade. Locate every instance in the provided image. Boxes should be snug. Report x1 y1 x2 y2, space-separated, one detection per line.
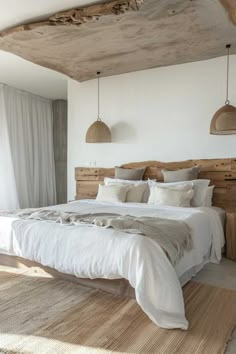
86 119 111 143
210 104 236 135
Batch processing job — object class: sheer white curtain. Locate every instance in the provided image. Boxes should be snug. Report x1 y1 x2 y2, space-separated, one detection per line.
0 86 19 210
0 84 56 209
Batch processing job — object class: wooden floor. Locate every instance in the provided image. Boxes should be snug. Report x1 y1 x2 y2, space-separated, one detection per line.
195 258 236 354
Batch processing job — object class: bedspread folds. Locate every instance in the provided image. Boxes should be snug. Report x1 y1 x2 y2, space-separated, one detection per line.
1 208 192 266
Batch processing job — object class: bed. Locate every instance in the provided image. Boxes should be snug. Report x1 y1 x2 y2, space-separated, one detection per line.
0 158 235 330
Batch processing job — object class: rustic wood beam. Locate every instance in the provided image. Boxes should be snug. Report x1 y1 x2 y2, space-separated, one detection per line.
220 0 236 25
0 0 145 37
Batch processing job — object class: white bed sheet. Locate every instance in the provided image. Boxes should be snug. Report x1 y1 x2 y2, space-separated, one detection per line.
0 201 225 330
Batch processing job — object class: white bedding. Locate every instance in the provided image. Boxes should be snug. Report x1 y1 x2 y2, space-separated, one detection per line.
0 200 225 330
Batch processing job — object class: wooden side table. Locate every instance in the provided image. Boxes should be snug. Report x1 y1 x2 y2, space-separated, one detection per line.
226 211 236 261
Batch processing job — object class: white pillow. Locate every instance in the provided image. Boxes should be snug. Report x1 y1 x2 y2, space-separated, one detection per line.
148 179 210 207
148 186 194 207
203 186 215 207
104 177 145 186
96 184 129 203
148 180 193 191
104 177 153 203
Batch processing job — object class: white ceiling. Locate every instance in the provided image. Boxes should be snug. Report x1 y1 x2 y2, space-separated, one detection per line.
0 50 67 99
0 0 95 99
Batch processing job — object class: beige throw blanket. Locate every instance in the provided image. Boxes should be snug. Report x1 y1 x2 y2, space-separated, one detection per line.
2 209 192 265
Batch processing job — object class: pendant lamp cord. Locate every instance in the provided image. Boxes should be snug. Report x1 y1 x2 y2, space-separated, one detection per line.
225 44 231 105
97 71 101 121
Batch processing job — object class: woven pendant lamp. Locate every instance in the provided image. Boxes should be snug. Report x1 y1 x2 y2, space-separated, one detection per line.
86 72 111 143
210 44 236 135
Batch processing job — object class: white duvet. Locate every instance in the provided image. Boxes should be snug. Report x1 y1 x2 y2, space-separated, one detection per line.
0 200 225 330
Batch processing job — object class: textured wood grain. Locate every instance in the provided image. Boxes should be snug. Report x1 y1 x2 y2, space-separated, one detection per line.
50 0 144 25
75 167 115 181
75 158 236 210
0 1 236 81
122 159 234 171
220 0 236 25
76 181 101 200
226 212 236 261
0 0 145 37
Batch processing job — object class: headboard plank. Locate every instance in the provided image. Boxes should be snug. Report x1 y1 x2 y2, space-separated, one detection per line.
75 167 114 181
122 159 234 171
75 158 236 211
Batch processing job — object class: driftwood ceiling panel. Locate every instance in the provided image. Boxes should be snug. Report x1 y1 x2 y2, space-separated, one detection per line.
0 0 236 81
220 0 236 25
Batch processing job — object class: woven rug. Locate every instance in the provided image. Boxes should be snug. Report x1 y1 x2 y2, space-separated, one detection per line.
0 267 235 354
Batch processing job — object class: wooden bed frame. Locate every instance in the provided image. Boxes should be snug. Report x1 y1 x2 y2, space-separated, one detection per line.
75 158 236 210
1 158 236 295
0 254 135 298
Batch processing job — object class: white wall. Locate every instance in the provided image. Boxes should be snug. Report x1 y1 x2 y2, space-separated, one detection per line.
68 56 236 200
0 51 67 99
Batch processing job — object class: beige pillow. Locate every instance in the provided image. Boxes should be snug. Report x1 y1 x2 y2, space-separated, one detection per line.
96 184 129 203
161 166 200 182
104 177 149 202
148 186 194 207
126 183 147 203
115 166 145 180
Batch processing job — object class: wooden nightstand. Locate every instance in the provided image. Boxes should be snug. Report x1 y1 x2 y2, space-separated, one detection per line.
226 211 236 261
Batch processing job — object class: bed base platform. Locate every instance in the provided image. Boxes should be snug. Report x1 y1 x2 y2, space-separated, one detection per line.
0 253 135 298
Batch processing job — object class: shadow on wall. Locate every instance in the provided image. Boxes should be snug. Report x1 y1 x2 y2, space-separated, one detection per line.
110 121 136 143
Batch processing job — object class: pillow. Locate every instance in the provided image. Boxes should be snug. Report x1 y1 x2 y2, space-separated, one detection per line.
148 179 210 207
161 165 200 182
148 186 194 207
96 184 129 203
148 180 193 191
126 183 147 203
104 177 152 203
104 177 145 186
203 186 215 207
115 166 145 180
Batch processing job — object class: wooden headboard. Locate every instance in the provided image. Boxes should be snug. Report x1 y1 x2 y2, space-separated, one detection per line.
75 158 236 211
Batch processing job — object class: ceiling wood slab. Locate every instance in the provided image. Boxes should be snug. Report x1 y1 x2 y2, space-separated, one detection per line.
0 0 144 36
0 0 236 82
220 0 236 25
